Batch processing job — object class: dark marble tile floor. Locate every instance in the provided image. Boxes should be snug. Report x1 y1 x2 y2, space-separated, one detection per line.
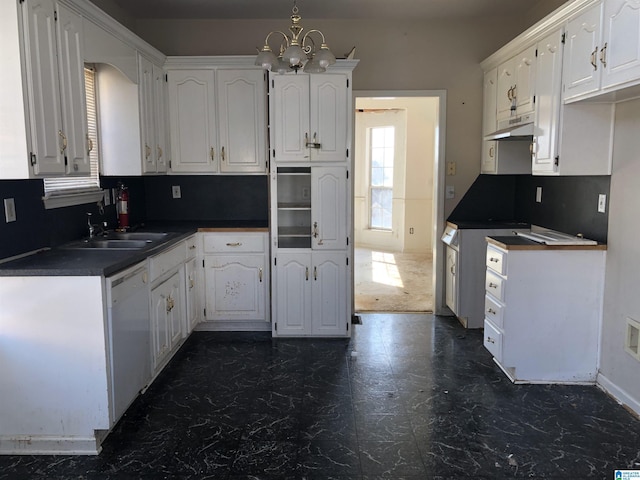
2 313 640 479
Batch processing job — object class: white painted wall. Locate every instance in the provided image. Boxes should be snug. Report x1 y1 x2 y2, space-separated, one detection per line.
354 97 437 254
599 98 640 414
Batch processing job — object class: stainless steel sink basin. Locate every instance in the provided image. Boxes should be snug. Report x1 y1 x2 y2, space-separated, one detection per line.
109 232 169 241
62 239 151 250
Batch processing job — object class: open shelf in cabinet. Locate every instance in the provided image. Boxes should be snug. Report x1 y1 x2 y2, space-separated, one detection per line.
276 167 312 248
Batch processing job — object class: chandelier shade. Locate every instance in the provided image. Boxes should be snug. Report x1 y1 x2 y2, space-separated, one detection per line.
255 1 336 74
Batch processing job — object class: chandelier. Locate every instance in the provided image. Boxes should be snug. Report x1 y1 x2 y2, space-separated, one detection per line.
255 0 336 74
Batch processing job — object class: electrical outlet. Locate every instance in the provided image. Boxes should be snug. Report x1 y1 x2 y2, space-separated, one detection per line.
172 185 182 199
598 194 607 213
536 186 543 203
4 198 16 223
445 185 455 199
409 227 414 234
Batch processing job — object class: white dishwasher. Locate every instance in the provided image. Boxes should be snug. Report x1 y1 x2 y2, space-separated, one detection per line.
106 262 150 424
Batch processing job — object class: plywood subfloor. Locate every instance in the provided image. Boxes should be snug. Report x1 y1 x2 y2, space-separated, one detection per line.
354 247 433 312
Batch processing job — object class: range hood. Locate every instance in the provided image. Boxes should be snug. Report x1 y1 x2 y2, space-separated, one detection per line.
485 112 534 141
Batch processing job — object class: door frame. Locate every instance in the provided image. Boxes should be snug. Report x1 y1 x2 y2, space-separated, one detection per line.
352 90 447 315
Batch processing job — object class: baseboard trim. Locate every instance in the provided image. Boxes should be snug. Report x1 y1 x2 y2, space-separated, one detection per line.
0 435 101 455
597 372 640 418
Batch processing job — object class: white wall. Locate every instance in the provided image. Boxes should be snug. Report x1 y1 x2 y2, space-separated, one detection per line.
599 98 640 414
354 97 437 254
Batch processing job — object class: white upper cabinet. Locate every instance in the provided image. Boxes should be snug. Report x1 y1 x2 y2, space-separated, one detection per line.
3 0 89 178
167 69 218 173
601 0 640 89
139 57 169 174
271 73 349 163
167 66 267 174
217 69 267 173
564 0 640 102
563 2 604 100
495 45 536 123
532 29 564 174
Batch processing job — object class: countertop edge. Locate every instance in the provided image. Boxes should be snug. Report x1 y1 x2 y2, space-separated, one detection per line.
486 236 608 251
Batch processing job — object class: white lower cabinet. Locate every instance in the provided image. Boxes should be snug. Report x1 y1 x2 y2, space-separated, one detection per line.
273 251 348 337
200 231 270 330
150 270 183 372
185 257 199 334
483 241 606 383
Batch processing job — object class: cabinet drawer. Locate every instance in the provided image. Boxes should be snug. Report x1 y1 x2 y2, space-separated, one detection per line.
486 246 506 274
202 233 265 253
185 235 197 259
484 320 503 362
149 241 186 282
484 294 505 329
485 270 505 302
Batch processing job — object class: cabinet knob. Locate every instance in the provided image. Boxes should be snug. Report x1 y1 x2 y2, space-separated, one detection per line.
221 146 225 161
591 47 598 70
313 222 319 238
210 147 215 160
58 130 68 154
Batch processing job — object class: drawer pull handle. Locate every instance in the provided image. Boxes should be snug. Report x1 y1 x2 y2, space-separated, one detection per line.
487 308 496 314
486 336 496 344
489 257 499 262
226 242 243 247
489 282 498 288
305 267 309 281
259 267 263 283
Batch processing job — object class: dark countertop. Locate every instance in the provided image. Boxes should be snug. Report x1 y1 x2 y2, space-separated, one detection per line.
487 235 607 251
447 220 530 230
0 222 269 277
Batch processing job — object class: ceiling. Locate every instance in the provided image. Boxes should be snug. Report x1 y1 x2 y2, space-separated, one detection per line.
107 0 551 21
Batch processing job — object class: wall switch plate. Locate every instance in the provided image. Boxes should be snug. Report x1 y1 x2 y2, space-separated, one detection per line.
4 198 16 222
536 186 543 203
172 185 182 199
598 194 607 213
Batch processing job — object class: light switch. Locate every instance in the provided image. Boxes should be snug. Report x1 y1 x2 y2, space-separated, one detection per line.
445 185 455 199
536 187 542 203
172 185 182 199
447 162 456 176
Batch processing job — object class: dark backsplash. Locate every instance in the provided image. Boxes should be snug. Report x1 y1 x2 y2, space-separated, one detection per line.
449 174 611 243
0 175 269 259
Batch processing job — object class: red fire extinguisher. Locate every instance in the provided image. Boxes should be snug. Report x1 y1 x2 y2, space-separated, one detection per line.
116 182 130 231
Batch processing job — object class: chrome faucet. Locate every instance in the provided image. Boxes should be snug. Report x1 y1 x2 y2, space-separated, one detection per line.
86 213 107 238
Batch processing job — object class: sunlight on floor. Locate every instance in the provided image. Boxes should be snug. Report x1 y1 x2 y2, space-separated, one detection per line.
371 251 404 288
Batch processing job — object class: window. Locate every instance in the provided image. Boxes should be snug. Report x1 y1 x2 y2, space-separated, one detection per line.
369 126 394 230
42 66 103 209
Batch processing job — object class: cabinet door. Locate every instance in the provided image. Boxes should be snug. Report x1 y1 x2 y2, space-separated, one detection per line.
482 68 498 136
563 2 603 101
533 29 564 174
496 57 516 122
166 273 183 351
272 74 310 162
150 281 170 370
310 74 348 161
56 3 89 175
311 252 348 336
217 69 267 173
602 0 640 89
514 45 536 117
139 55 157 174
273 253 311 335
312 167 347 250
153 64 169 173
481 141 497 174
185 257 199 333
168 69 218 172
22 0 65 176
204 255 266 321
445 246 457 314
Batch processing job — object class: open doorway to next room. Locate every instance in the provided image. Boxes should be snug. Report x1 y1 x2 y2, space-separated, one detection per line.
353 96 438 313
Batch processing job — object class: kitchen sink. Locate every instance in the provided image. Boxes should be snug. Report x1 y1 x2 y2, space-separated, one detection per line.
63 239 152 250
108 232 169 241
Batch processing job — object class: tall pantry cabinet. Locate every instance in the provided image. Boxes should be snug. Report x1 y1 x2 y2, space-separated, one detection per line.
269 61 357 337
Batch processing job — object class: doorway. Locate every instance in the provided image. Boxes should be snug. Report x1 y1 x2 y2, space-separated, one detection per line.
352 92 445 313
